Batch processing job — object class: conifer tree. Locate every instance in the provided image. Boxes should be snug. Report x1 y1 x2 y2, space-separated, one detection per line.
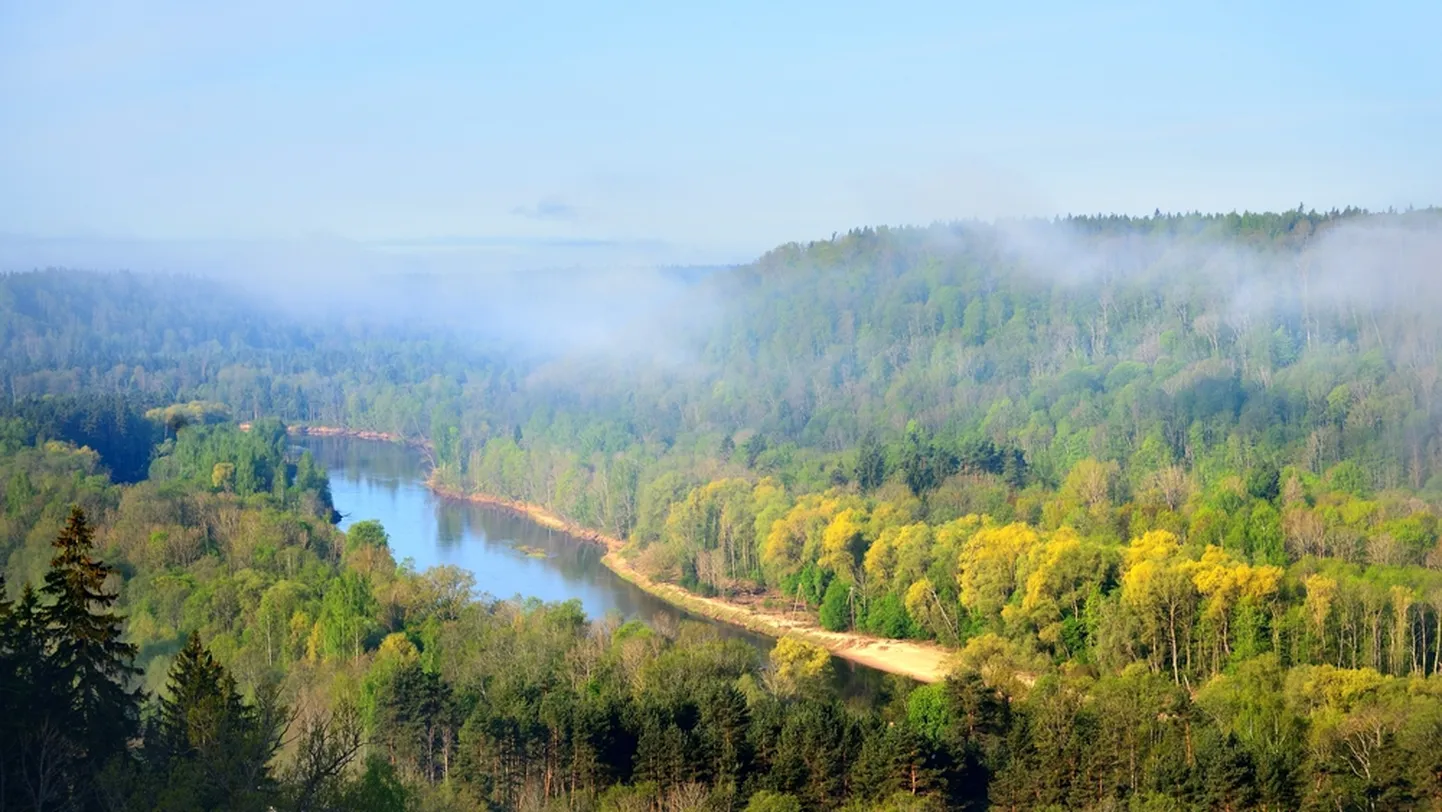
0 583 49 697
0 576 26 809
143 633 285 812
0 572 13 692
155 632 242 761
39 505 142 768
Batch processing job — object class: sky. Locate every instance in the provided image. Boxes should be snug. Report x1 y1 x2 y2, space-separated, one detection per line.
1 0 1439 269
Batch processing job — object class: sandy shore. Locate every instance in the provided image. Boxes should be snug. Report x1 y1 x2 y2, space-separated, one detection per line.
285 425 414 444
431 483 956 684
239 422 415 445
270 424 956 682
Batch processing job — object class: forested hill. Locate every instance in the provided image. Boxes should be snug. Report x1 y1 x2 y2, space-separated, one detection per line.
7 208 1442 808
6 207 1442 492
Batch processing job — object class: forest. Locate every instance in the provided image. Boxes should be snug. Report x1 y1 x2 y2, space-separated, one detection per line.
3 208 1442 809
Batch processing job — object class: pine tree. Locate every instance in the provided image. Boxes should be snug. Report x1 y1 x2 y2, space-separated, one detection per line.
0 572 13 694
0 577 29 809
155 633 242 761
698 683 751 789
374 662 457 784
144 633 285 812
0 582 48 697
39 505 142 768
5 583 80 810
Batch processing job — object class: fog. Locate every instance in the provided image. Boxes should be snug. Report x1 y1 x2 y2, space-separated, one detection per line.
0 233 735 364
988 211 1442 325
4 210 1440 378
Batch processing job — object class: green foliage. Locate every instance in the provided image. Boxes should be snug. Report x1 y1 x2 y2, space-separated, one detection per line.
1246 462 1281 502
855 433 887 493
135 634 285 811
1 393 161 482
8 210 1442 809
818 577 851 631
146 418 334 519
0 507 142 808
316 570 378 663
147 401 231 436
862 593 915 638
3 432 1442 810
40 506 144 765
346 519 390 552
745 790 803 812
339 756 409 812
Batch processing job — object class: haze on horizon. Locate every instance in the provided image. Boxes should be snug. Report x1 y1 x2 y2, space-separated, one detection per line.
2 0 1439 272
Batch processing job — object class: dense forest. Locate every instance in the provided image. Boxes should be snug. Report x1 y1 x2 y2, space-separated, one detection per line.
4 208 1442 809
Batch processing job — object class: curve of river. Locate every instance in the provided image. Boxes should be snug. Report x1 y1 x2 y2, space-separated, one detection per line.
298 435 892 699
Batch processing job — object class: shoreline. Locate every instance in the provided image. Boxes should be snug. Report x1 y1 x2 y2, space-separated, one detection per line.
285 424 426 447
430 480 955 684
240 422 421 446
278 423 955 683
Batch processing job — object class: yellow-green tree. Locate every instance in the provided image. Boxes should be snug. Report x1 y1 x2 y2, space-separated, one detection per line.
767 635 832 698
957 522 1041 623
1120 530 1197 683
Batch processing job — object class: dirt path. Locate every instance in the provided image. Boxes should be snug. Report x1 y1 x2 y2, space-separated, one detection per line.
432 484 957 684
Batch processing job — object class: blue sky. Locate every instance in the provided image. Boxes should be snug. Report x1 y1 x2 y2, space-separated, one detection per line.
2 0 1438 266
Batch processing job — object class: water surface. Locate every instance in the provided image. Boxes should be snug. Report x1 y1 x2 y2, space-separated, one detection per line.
300 435 893 698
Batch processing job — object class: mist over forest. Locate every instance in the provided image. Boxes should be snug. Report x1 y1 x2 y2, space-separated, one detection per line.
6 207 1442 811
7 0 1442 803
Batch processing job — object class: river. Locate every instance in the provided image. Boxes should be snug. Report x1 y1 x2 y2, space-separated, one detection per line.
297 435 893 699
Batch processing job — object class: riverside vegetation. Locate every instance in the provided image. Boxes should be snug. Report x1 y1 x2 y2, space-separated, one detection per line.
4 209 1442 809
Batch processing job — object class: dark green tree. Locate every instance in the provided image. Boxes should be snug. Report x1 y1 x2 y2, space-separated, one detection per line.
855 433 887 493
743 434 769 469
138 634 285 812
818 578 852 631
154 633 244 760
1246 461 1281 502
373 661 459 784
39 506 143 772
901 422 938 497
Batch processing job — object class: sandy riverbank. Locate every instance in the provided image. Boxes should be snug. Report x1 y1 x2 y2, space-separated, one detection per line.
265 423 956 682
286 425 416 445
239 422 417 445
430 482 956 684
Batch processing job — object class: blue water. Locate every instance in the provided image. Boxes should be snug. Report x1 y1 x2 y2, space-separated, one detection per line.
299 435 894 696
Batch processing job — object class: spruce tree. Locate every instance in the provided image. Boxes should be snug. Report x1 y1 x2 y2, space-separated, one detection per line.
0 572 12 694
155 633 242 760
0 582 49 697
5 583 76 810
39 505 142 768
0 576 19 808
145 633 283 812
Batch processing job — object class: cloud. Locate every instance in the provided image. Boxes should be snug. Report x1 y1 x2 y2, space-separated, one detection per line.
510 198 581 222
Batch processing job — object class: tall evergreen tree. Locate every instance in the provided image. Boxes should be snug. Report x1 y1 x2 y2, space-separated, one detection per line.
0 577 33 810
39 506 143 769
154 633 243 761
140 633 285 812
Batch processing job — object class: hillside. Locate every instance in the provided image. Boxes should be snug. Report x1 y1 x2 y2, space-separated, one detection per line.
5 208 1442 808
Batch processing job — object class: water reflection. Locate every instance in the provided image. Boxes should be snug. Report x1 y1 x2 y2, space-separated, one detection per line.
298 435 894 701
